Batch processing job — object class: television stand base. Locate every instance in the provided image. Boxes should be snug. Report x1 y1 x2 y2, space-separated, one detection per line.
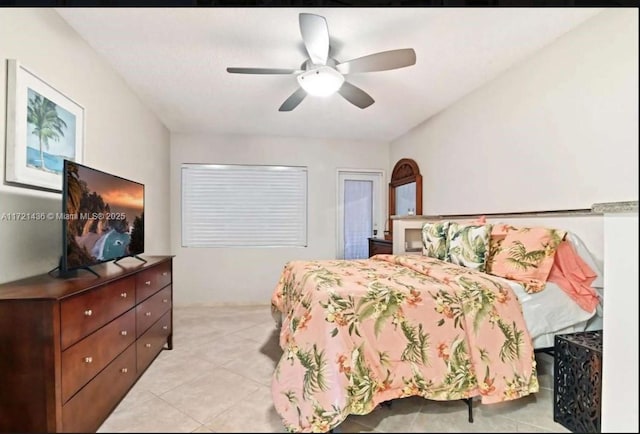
114 255 148 265
50 258 101 278
77 266 100 278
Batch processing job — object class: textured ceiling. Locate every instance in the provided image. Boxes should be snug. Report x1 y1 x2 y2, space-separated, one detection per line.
56 7 602 142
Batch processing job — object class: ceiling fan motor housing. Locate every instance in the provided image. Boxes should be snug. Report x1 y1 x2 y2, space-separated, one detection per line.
296 65 345 97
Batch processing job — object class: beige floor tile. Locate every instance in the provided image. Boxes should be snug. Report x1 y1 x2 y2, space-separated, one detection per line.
160 367 263 424
191 425 216 433
222 350 279 388
412 399 518 433
222 332 282 387
188 333 263 366
133 351 218 396
203 385 287 432
334 418 383 433
118 386 157 407
516 421 561 432
230 320 282 344
477 389 570 432
97 395 200 433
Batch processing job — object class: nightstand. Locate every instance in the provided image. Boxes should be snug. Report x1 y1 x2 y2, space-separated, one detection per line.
368 237 393 257
554 330 603 433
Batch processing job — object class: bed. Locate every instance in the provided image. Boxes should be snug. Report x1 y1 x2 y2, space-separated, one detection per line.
269 224 602 433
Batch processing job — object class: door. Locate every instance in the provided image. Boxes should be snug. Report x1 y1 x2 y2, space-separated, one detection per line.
337 170 384 259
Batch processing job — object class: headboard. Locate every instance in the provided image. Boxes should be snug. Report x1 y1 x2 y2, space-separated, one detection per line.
392 206 606 266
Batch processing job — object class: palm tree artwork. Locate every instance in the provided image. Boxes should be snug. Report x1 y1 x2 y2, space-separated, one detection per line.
26 92 68 172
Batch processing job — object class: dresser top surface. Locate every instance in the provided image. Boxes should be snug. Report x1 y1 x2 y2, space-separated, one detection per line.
0 256 173 301
368 237 393 244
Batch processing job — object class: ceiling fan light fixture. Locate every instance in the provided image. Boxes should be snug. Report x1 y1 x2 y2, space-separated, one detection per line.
297 66 344 97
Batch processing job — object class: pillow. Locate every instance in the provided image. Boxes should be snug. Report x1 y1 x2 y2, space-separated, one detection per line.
446 222 492 272
565 232 603 289
485 223 519 273
490 226 567 293
547 240 600 314
422 221 450 261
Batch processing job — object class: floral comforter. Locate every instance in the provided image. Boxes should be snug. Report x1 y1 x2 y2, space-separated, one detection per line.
270 254 539 433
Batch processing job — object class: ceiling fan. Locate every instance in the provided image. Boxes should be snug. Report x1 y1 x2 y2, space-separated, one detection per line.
226 13 417 112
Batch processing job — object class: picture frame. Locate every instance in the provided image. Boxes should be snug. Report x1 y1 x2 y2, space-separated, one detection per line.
5 59 85 192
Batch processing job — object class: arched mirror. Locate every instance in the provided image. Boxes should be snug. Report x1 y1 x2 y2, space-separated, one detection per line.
387 158 422 239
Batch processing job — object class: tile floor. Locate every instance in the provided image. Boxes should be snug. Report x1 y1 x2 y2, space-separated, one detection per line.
98 305 570 433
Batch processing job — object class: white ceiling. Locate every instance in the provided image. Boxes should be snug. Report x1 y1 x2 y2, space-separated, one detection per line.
56 8 602 143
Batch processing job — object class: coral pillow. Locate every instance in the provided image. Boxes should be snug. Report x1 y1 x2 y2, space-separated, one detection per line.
547 240 600 313
422 221 450 261
490 226 567 293
485 223 519 274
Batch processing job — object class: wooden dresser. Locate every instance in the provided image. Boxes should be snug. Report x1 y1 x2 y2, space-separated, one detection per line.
0 256 173 433
368 237 393 257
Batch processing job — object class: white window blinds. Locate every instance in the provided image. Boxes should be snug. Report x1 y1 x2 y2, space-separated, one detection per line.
181 164 308 247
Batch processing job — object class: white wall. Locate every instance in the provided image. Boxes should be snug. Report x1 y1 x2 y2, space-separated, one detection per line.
170 133 389 305
390 9 638 216
602 212 639 433
0 9 171 283
389 9 638 432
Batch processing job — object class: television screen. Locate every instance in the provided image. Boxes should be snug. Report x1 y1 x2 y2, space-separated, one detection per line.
62 160 144 271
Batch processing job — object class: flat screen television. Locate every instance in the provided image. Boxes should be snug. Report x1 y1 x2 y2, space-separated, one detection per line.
61 160 145 275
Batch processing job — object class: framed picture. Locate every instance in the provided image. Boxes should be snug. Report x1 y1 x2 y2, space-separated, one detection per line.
5 59 84 192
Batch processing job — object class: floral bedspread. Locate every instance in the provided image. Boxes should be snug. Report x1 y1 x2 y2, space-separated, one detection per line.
270 254 539 433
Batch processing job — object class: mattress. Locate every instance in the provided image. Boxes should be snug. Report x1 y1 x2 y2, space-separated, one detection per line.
493 276 600 349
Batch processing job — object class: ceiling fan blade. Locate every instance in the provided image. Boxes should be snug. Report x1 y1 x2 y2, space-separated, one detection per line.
299 13 329 66
338 82 374 109
279 88 307 112
336 48 416 75
227 67 301 75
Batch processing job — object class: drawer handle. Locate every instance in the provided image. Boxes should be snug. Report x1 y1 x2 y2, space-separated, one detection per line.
144 280 151 286
162 272 168 276
145 312 152 317
162 299 169 303
121 368 128 374
83 356 93 364
84 309 93 317
120 292 128 298
120 330 128 336
145 343 152 348
162 325 168 331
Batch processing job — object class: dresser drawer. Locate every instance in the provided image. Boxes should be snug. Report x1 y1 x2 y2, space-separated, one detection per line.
136 261 171 303
137 310 171 373
62 343 136 433
136 285 172 338
60 277 136 350
61 309 135 403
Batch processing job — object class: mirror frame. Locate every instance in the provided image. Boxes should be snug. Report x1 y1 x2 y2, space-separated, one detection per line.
388 158 422 239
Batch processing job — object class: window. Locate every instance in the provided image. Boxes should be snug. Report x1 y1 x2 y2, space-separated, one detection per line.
181 164 307 247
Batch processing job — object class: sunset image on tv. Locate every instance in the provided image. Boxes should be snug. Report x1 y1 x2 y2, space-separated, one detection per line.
64 161 144 270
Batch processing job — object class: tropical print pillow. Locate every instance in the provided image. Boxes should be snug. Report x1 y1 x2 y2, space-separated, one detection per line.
421 221 450 261
447 222 492 272
490 226 567 293
485 223 519 273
